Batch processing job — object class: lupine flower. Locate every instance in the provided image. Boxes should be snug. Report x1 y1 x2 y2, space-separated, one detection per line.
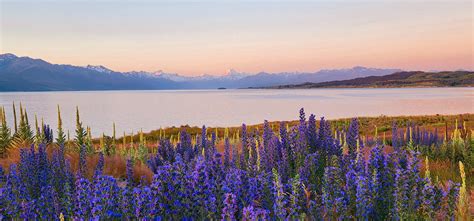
0 165 5 183
355 174 372 219
347 118 359 161
78 145 87 177
444 180 459 220
74 176 92 218
224 137 231 170
126 158 134 186
42 124 53 144
242 205 269 221
322 156 347 220
94 152 105 178
231 141 239 169
91 175 121 219
272 168 288 219
240 124 248 170
421 178 436 219
222 193 237 221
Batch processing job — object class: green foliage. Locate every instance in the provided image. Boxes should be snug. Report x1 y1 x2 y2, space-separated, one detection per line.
457 161 469 220
34 115 45 146
111 122 116 155
0 107 12 157
12 104 33 148
56 105 66 146
74 107 87 150
85 127 94 154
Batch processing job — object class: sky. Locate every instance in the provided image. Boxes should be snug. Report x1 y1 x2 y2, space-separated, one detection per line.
1 0 472 76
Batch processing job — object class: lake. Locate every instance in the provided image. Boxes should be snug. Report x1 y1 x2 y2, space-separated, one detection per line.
0 88 472 137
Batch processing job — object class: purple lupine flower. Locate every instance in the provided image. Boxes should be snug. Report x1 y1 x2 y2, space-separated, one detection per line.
294 124 308 170
78 145 87 177
322 157 346 220
407 151 424 213
393 167 409 219
0 165 5 184
242 205 269 221
190 157 217 218
147 152 164 174
178 129 193 162
421 178 436 219
278 143 291 183
224 137 231 170
355 174 372 219
298 152 319 191
74 176 92 219
60 179 74 219
94 152 105 178
221 193 237 221
231 141 239 169
347 118 359 161
157 138 175 163
444 180 459 220
279 122 289 153
261 120 273 172
20 200 37 220
126 158 134 186
42 124 53 144
271 168 288 220
133 186 153 219
240 124 248 170
262 120 273 150
37 144 51 188
289 174 306 218
299 108 306 126
248 133 258 168
2 164 24 218
368 144 392 219
306 114 318 153
201 125 207 153
91 175 121 219
35 185 60 219
344 166 357 216
223 168 244 212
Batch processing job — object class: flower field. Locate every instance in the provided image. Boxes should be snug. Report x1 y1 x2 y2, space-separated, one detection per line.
0 105 472 220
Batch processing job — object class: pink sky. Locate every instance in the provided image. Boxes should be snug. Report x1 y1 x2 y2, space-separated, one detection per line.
1 1 472 75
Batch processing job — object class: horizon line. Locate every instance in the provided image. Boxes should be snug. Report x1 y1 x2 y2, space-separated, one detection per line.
2 52 472 77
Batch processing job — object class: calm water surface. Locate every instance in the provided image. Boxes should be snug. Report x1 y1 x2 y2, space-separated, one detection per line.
0 88 472 136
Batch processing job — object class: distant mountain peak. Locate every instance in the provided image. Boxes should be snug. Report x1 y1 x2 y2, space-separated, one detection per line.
0 53 18 61
85 65 113 73
222 68 249 80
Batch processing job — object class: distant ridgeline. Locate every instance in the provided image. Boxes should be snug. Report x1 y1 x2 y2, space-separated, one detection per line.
260 71 474 89
0 53 404 91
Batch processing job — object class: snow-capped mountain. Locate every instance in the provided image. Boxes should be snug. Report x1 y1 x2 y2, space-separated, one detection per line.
156 73 194 82
0 53 18 63
85 65 113 74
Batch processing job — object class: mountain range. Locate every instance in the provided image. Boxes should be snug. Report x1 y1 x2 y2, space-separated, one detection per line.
0 53 403 91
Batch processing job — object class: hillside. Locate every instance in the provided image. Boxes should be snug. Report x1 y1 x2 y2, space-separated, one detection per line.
260 71 474 89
